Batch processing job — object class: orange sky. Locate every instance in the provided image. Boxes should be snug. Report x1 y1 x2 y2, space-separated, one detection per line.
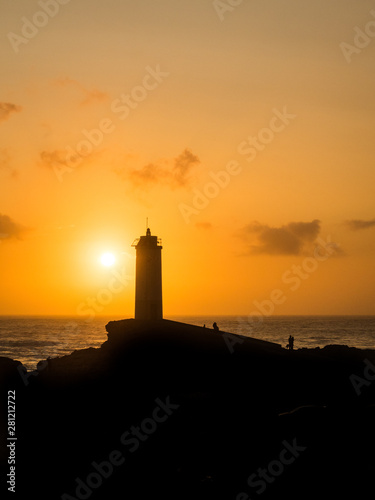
1 0 375 317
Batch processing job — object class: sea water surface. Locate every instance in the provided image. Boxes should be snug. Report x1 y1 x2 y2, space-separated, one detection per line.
0 315 374 370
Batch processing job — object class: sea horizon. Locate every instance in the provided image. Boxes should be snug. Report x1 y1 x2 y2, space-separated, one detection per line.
1 313 374 318
1 314 374 371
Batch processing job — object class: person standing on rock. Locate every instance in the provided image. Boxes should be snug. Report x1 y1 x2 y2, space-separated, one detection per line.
286 335 294 350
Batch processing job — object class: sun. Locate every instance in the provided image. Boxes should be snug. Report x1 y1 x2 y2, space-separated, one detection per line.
100 252 116 267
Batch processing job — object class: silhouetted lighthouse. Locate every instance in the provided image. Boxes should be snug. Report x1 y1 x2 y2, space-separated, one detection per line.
132 227 163 320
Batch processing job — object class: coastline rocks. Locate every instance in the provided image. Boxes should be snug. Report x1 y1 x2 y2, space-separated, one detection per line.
1 320 375 499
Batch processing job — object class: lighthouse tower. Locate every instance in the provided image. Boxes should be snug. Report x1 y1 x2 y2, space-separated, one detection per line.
132 227 163 320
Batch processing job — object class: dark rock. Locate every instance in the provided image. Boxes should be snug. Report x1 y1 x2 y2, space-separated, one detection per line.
1 320 374 499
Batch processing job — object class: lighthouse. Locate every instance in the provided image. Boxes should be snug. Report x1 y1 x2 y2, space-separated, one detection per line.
132 227 163 320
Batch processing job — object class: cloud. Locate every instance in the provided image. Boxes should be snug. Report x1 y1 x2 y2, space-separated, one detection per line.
195 222 213 230
345 219 375 231
40 150 71 168
125 149 200 189
54 78 108 106
240 219 321 255
0 149 18 178
173 149 200 187
128 162 170 186
0 102 22 123
0 149 9 169
40 148 102 180
39 150 78 182
0 214 29 241
40 149 87 174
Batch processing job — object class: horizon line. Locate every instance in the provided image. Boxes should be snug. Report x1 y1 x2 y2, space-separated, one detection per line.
0 313 374 318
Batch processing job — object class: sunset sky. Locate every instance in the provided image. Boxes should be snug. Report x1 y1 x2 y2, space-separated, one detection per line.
1 0 374 317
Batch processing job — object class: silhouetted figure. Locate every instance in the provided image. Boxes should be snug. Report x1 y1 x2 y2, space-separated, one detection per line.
213 322 219 332
286 335 294 350
203 324 206 328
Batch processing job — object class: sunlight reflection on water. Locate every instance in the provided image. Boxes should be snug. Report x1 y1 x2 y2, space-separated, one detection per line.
0 315 374 370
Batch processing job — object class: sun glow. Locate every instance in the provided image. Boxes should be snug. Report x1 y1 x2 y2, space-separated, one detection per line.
100 252 116 267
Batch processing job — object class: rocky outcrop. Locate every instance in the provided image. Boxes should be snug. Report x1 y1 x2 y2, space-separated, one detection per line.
1 319 374 499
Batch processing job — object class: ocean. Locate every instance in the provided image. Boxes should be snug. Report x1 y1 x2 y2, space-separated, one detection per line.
0 315 374 371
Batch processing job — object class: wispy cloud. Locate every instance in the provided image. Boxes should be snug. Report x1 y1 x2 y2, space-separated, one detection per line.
54 77 108 106
345 219 375 231
39 148 101 181
195 222 213 230
40 149 87 173
127 162 169 186
173 149 200 187
123 149 200 189
0 214 29 241
239 220 322 255
40 150 71 169
0 149 9 169
0 102 22 123
0 149 18 178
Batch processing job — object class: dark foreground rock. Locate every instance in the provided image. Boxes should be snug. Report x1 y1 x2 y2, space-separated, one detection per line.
1 319 375 499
